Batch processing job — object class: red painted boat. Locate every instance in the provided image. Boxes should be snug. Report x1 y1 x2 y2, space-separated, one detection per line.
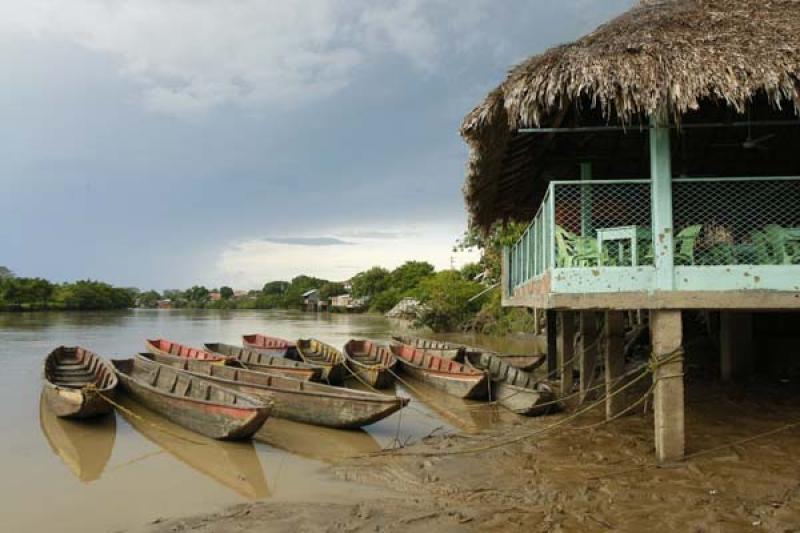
390 344 488 400
145 338 229 362
242 334 297 358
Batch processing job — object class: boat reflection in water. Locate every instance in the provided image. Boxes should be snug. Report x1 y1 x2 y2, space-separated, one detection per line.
39 393 116 483
256 417 381 463
396 378 517 434
116 396 269 500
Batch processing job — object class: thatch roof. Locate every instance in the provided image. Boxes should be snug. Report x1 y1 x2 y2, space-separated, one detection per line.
462 0 800 231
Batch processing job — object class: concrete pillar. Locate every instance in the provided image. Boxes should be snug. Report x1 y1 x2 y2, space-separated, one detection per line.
546 310 558 379
651 310 684 462
579 311 601 403
559 311 577 398
604 310 626 419
720 311 754 382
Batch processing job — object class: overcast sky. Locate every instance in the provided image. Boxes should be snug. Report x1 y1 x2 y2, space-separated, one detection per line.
0 0 633 290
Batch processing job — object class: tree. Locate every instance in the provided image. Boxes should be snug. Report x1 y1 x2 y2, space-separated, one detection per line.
220 286 234 300
416 271 486 332
262 281 289 295
459 262 484 282
455 222 526 284
0 266 14 280
138 290 161 308
319 281 346 300
350 267 390 298
184 286 210 307
389 261 434 292
369 288 403 313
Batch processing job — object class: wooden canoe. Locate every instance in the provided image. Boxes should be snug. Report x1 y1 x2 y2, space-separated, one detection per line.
39 392 116 482
204 342 322 381
42 346 118 418
463 351 554 416
139 352 408 429
389 344 488 399
491 353 546 372
391 335 465 360
296 338 348 384
111 356 270 440
342 339 398 389
145 338 231 363
242 334 298 359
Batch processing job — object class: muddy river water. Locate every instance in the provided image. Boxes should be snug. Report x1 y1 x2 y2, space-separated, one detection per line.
0 309 538 532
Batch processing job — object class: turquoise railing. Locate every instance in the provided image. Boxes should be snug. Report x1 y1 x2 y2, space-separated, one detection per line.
505 176 800 295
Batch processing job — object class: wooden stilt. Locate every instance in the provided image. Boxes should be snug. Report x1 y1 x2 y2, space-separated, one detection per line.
546 310 558 379
579 311 601 403
559 311 576 400
651 310 684 462
720 311 754 382
604 310 626 419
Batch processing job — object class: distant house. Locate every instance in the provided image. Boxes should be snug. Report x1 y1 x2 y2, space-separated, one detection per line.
156 299 172 309
209 291 222 302
330 293 352 307
233 290 248 299
302 289 321 311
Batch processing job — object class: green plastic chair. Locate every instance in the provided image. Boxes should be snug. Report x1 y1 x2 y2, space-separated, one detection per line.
763 225 800 265
674 225 703 265
554 226 603 267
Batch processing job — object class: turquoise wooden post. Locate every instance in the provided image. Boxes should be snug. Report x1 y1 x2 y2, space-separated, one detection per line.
650 113 674 290
580 162 593 237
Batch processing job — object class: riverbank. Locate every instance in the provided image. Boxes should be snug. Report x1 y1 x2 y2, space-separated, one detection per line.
151 379 800 532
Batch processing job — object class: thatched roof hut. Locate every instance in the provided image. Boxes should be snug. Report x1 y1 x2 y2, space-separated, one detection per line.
462 0 800 232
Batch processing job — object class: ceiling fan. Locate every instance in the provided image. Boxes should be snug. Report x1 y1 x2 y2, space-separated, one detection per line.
713 111 775 151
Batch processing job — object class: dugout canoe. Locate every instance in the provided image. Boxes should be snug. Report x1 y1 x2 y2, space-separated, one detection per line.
242 334 298 358
139 353 408 428
463 351 554 416
391 336 465 360
296 338 348 384
492 353 546 373
389 344 488 400
145 338 232 363
42 346 118 419
342 339 398 389
204 342 322 381
111 356 270 440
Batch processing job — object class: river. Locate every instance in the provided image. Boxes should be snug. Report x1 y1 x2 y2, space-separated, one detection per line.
0 309 534 532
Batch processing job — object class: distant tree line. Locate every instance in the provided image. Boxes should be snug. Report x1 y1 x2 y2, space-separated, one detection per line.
0 267 135 311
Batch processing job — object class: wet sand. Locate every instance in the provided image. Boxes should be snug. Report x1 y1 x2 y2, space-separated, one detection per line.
152 380 800 532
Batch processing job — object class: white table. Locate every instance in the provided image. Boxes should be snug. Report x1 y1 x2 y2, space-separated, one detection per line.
597 225 639 266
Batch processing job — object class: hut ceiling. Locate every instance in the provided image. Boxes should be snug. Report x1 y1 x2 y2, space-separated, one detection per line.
462 0 800 232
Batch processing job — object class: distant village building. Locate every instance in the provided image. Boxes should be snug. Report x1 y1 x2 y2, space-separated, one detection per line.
302 289 323 311
156 299 172 309
330 293 367 312
209 291 222 302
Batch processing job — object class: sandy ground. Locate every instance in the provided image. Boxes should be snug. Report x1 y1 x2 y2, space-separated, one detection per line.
151 380 800 533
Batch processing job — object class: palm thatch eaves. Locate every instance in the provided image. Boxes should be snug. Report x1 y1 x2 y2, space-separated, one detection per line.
461 0 800 231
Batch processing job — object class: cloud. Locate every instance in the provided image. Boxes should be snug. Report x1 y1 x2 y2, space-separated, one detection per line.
0 0 491 115
216 223 480 288
261 237 354 246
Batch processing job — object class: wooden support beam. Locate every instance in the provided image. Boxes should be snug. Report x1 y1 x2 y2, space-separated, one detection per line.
720 311 754 382
558 311 577 400
651 310 685 463
579 311 601 403
546 310 558 379
604 310 626 419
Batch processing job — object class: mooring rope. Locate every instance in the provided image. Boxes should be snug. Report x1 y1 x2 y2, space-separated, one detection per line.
371 348 686 458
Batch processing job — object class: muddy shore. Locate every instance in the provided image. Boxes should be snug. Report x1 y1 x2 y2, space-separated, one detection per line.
151 380 800 532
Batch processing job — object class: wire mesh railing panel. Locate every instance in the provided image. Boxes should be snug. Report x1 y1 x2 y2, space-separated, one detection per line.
672 177 800 266
552 181 653 268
